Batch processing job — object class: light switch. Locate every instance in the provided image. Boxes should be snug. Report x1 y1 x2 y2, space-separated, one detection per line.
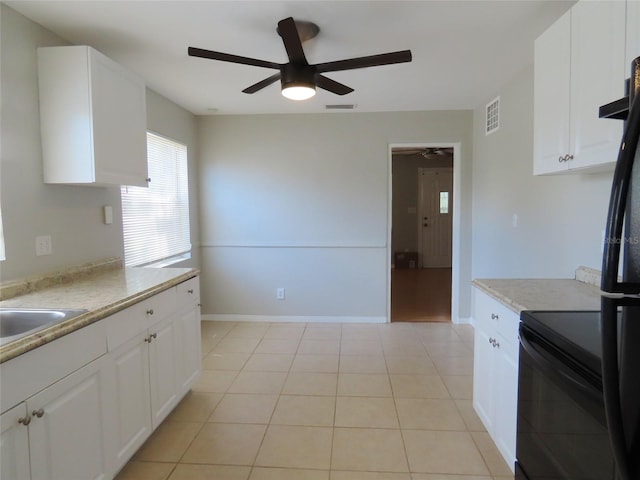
103 205 113 225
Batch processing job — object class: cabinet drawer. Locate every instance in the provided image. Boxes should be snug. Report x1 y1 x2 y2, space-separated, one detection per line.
106 287 177 350
474 289 520 344
176 277 200 308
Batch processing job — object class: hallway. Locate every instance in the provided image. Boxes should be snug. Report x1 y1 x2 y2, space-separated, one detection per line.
391 268 452 322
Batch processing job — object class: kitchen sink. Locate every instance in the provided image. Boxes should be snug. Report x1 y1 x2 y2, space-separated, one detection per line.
0 308 88 345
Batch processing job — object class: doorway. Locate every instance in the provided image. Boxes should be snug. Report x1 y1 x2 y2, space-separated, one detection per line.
388 145 456 323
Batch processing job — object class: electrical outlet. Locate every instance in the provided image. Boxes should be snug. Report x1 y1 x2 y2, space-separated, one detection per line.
36 235 52 256
276 287 286 300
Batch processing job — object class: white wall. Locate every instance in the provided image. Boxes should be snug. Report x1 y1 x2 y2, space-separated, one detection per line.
0 4 200 281
472 64 614 280
198 111 473 322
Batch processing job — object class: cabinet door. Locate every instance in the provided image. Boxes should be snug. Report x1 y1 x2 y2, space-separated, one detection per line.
493 336 519 473
176 306 202 393
569 0 625 171
27 356 113 480
1 403 31 480
109 333 152 473
90 49 148 187
149 316 179 430
533 9 571 175
473 321 496 433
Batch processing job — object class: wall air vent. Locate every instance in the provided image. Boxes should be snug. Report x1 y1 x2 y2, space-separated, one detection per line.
325 104 356 110
485 96 500 135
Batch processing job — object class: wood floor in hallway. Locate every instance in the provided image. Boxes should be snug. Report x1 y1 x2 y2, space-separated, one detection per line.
391 268 452 322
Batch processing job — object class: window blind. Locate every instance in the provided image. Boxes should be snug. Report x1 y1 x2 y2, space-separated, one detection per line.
121 132 190 267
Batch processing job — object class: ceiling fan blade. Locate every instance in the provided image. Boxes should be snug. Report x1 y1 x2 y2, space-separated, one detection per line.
315 75 354 95
314 50 412 73
188 47 281 70
242 73 281 94
277 17 308 64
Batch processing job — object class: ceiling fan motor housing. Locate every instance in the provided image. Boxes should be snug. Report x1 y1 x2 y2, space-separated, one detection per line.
281 63 316 91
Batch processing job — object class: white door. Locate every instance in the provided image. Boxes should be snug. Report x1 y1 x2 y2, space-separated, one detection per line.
419 168 453 268
1 403 31 480
149 315 179 430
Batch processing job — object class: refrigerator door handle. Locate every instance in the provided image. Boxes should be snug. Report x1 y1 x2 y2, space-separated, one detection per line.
601 297 632 480
602 92 640 294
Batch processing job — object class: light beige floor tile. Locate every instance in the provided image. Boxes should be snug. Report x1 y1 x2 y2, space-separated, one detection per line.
332 473 411 480
249 467 329 480
303 326 342 340
201 335 223 357
208 394 278 424
389 374 450 399
331 428 409 472
264 325 306 340
433 356 474 376
168 464 251 480
339 355 388 374
471 431 513 476
424 342 473 358
243 353 294 372
454 399 487 432
282 372 338 396
382 343 429 356
334 396 399 428
341 325 381 341
441 375 473 399
213 337 261 353
337 373 392 397
255 338 300 354
402 430 489 475
181 423 267 465
341 340 384 355
167 391 223 422
417 326 462 344
227 371 287 394
115 461 175 480
410 475 491 480
291 354 339 372
202 352 250 371
192 370 238 393
385 356 437 375
298 339 341 354
395 398 466 430
271 395 335 426
226 324 270 339
255 425 333 469
134 421 202 462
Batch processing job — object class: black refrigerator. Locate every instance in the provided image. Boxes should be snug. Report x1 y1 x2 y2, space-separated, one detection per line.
600 55 640 480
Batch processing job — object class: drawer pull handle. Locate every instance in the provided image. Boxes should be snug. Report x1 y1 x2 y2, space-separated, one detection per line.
187 289 194 294
145 333 158 343
32 408 44 418
18 416 31 426
197 303 202 307
146 309 154 316
491 313 499 320
494 340 500 348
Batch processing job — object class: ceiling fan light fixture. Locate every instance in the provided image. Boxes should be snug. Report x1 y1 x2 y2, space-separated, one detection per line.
281 83 316 101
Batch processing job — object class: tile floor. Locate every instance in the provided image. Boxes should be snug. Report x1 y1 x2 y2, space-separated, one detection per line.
116 321 512 480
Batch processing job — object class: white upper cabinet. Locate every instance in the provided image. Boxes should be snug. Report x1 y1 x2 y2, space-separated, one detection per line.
37 46 148 187
534 1 626 175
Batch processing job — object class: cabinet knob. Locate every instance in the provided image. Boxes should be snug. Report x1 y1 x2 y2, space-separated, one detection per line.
187 289 194 294
32 408 44 418
144 332 158 343
566 154 574 161
488 337 494 345
18 416 31 426
494 340 500 348
558 155 564 163
146 178 151 183
146 309 154 316
491 313 499 320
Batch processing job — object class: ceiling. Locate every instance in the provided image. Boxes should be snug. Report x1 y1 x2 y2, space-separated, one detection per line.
6 1 574 116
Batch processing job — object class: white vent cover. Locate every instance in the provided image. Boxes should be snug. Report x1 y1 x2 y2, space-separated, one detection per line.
485 96 500 135
325 104 356 110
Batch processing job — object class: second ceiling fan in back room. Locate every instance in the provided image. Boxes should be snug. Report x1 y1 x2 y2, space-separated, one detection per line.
188 17 412 101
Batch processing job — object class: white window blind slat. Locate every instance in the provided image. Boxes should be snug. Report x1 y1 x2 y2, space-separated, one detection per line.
121 132 191 267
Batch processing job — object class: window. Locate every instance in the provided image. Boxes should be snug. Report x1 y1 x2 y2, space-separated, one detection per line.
121 132 190 267
439 191 450 214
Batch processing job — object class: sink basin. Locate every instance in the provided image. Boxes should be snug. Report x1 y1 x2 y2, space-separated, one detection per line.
0 308 88 345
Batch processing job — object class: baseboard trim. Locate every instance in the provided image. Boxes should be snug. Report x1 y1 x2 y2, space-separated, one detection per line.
201 314 387 324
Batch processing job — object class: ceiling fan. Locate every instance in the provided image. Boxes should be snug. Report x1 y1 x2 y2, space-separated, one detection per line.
394 147 453 158
188 17 412 101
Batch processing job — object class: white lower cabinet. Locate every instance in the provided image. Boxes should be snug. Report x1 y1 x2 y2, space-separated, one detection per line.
0 275 202 480
472 288 519 473
1 403 31 480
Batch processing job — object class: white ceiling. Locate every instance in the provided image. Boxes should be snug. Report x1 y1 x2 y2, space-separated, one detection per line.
6 0 574 116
